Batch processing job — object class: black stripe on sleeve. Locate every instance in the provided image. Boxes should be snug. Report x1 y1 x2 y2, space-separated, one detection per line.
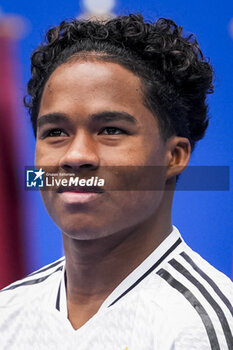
28 258 65 277
180 251 233 317
108 237 182 307
56 281 61 311
169 259 233 349
157 268 221 350
1 265 63 292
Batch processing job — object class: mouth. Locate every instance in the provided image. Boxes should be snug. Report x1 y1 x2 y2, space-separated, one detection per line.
57 186 105 194
57 186 105 204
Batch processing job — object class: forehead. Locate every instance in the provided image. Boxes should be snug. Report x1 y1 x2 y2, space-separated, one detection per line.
39 59 146 115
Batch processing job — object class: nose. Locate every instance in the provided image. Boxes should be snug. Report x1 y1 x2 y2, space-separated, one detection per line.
59 130 100 171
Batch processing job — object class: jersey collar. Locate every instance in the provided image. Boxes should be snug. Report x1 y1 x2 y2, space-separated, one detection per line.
56 225 183 316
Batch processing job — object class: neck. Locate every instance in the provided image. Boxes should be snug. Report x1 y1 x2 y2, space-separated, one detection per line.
62 189 174 329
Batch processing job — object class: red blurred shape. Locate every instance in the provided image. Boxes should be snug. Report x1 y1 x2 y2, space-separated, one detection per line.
0 22 26 288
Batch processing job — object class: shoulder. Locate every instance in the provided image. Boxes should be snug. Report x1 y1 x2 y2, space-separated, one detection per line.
151 242 233 349
159 243 233 305
0 256 65 308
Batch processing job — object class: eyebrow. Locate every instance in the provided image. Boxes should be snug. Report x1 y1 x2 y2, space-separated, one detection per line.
37 113 72 129
89 111 137 124
37 111 137 129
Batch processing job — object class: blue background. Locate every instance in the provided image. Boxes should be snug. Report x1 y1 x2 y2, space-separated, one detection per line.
1 0 232 278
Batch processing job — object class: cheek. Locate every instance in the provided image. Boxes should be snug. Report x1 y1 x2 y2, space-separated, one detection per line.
111 190 164 228
35 143 47 165
98 141 164 167
128 136 166 166
35 143 61 166
34 149 41 166
40 190 59 226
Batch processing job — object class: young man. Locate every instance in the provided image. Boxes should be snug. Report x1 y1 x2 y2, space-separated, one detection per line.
0 14 232 350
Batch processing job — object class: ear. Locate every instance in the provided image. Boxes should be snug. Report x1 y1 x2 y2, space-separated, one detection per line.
165 136 191 180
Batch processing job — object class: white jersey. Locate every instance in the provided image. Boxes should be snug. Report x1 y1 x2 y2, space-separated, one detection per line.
0 226 232 350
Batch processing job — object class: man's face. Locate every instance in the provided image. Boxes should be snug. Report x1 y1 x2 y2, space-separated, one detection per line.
35 59 170 240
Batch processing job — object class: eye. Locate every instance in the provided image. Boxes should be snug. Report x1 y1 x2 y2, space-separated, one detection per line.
99 127 127 135
46 128 68 137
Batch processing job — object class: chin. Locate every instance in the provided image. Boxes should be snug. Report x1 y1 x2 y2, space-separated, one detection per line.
62 230 104 241
59 221 113 241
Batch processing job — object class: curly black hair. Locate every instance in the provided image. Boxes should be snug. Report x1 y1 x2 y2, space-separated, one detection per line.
25 13 214 150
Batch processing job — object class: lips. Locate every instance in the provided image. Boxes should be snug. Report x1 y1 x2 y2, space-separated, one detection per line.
58 190 103 204
57 186 104 194
57 185 105 205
